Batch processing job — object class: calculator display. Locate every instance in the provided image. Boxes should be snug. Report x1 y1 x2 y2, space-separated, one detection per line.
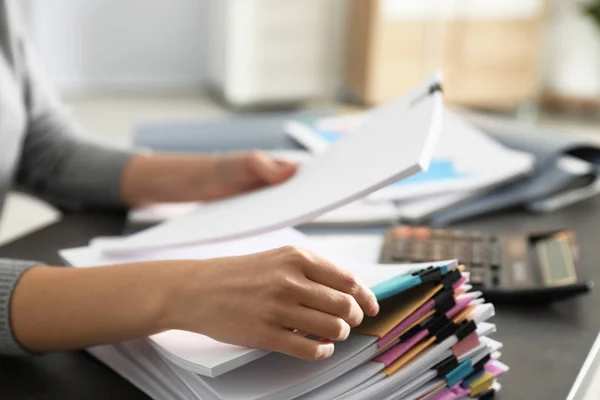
537 237 577 286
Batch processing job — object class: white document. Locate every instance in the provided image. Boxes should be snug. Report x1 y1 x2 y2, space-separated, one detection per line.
287 107 533 205
127 199 400 228
98 75 443 255
394 191 477 222
300 200 401 227
183 334 379 400
365 110 534 203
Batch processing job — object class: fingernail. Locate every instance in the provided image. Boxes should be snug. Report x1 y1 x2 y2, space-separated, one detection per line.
317 342 335 359
371 302 380 316
369 295 380 316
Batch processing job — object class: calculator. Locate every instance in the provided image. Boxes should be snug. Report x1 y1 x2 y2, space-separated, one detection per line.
378 225 594 304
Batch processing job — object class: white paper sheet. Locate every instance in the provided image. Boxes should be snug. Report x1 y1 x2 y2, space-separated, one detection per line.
97 75 443 255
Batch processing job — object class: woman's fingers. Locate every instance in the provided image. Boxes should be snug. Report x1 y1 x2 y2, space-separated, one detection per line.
300 254 379 317
297 280 364 328
278 306 352 342
268 329 335 360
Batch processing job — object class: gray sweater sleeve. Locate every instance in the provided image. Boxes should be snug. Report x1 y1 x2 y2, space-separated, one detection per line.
0 1 136 355
13 26 135 210
0 259 39 355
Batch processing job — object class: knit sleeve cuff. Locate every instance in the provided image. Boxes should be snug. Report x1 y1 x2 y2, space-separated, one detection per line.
0 259 40 356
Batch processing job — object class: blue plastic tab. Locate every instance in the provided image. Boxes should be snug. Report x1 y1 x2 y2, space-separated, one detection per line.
446 360 474 388
371 274 422 301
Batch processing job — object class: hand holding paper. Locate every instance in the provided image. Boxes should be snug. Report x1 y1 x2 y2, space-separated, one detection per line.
101 74 443 254
120 151 298 206
166 245 379 361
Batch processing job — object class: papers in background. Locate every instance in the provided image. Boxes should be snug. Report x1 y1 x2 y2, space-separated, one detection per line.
100 75 443 255
395 191 478 222
286 109 534 204
421 111 600 226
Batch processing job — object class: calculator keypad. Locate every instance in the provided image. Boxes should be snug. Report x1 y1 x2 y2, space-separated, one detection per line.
381 225 504 288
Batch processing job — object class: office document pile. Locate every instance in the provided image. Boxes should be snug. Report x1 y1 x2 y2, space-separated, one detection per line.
59 75 507 399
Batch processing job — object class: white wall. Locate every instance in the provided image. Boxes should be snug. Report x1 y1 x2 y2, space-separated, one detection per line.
26 0 209 93
542 0 600 97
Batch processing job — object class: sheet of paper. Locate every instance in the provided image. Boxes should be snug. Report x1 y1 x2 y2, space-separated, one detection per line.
127 199 400 227
365 110 534 202
61 228 310 267
302 200 400 226
286 108 534 203
394 191 477 222
98 75 443 255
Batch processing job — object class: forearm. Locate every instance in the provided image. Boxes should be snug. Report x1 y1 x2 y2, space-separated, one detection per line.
11 261 187 353
120 153 221 206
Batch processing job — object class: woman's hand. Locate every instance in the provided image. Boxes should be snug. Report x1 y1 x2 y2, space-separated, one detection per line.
120 151 298 206
12 247 378 360
166 246 379 360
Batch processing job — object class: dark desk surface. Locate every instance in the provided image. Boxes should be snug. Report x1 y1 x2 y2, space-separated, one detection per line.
1 200 600 400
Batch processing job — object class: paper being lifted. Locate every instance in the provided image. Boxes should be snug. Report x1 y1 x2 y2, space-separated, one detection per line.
97 74 444 256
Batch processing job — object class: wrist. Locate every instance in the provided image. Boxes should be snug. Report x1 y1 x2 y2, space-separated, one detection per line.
120 154 220 206
154 260 208 333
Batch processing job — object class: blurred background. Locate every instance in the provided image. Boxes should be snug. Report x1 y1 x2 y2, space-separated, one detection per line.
4 0 600 242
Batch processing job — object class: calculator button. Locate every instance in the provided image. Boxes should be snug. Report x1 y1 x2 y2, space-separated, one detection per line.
431 239 450 260
450 230 469 241
491 272 501 287
491 243 502 268
471 241 483 266
392 226 412 239
391 239 409 260
451 240 471 265
432 229 452 240
470 266 485 285
413 227 432 240
410 240 428 261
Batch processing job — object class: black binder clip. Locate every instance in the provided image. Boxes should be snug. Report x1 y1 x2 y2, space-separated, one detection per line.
478 388 497 400
435 356 459 378
441 269 462 289
412 266 444 284
433 289 456 314
473 354 491 372
455 320 477 341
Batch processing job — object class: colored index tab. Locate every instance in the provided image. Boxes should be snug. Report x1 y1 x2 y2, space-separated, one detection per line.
462 370 485 388
378 309 436 351
375 329 429 366
446 359 474 388
371 273 422 301
383 336 436 376
377 285 460 348
355 283 442 339
469 371 495 396
453 304 477 323
452 332 480 358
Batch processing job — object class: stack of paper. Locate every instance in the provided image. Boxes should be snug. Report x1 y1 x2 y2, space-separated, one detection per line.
56 74 506 398
60 228 507 400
